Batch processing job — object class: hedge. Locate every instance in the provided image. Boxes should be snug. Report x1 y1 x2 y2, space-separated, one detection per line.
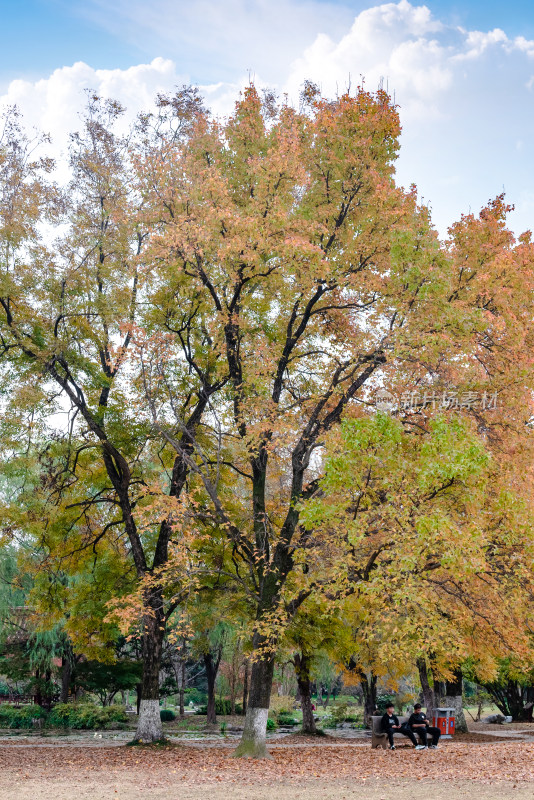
0 704 47 729
49 703 128 729
277 712 299 726
0 703 128 730
195 700 243 715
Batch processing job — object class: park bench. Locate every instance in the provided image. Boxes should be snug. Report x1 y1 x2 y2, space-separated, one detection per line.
371 714 411 749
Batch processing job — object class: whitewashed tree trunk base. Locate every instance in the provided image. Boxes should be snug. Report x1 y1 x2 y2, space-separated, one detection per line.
135 699 163 742
233 707 271 758
440 694 468 733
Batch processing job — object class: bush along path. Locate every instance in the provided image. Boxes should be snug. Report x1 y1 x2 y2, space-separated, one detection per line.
0 703 129 730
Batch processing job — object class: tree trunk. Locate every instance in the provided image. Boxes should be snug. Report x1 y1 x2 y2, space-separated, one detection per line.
34 669 43 708
242 658 249 716
294 652 317 735
437 669 468 733
180 656 186 718
44 669 52 711
234 634 275 758
60 655 72 704
230 643 240 716
483 680 529 721
134 592 165 742
361 672 377 727
204 652 218 725
170 638 187 718
417 657 435 718
107 691 118 706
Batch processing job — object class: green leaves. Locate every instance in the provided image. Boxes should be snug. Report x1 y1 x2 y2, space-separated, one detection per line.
301 404 534 679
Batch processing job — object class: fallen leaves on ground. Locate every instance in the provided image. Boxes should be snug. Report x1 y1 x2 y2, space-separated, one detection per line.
437 733 515 743
276 732 515 745
3 741 534 789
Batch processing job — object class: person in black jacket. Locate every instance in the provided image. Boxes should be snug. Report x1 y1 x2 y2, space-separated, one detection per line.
381 703 417 749
407 703 441 749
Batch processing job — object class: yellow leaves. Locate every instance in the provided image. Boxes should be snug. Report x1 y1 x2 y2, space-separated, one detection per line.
4 84 534 701
303 406 534 677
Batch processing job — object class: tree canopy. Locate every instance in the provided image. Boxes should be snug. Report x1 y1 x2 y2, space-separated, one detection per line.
0 83 533 753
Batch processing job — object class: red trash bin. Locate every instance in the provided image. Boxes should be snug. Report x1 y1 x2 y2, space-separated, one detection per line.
432 707 455 737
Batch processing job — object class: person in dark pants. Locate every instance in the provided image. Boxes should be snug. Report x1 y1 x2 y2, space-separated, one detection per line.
407 703 441 749
381 703 417 749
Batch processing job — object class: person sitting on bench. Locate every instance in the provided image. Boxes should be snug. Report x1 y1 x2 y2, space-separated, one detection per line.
381 703 417 750
407 703 441 749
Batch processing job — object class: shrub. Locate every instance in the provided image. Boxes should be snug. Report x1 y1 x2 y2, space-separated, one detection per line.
269 695 296 716
0 682 23 699
0 702 128 731
216 699 242 715
103 705 129 724
184 688 207 705
266 717 277 731
324 705 360 726
48 703 128 729
330 702 349 726
277 712 298 726
160 709 175 722
194 700 243 716
50 703 99 729
332 695 358 707
394 691 418 713
376 693 396 712
0 704 46 729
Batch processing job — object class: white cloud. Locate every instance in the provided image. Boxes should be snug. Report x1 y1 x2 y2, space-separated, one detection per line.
457 28 509 60
1 58 189 155
282 2 534 234
283 2 534 122
1 1 534 237
76 0 353 85
514 36 534 57
284 1 451 113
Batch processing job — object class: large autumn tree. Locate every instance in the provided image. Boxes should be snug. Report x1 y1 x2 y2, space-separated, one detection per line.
0 92 226 742
4 82 531 758
133 84 461 756
299 196 534 730
305 411 534 716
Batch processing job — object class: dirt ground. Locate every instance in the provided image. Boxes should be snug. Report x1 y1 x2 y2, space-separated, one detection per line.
2 740 534 800
1 777 533 800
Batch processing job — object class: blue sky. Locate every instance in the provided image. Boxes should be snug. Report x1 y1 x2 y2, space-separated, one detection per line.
2 0 534 236
3 0 534 85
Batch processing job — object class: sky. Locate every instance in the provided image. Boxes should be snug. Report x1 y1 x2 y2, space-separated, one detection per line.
2 0 534 236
